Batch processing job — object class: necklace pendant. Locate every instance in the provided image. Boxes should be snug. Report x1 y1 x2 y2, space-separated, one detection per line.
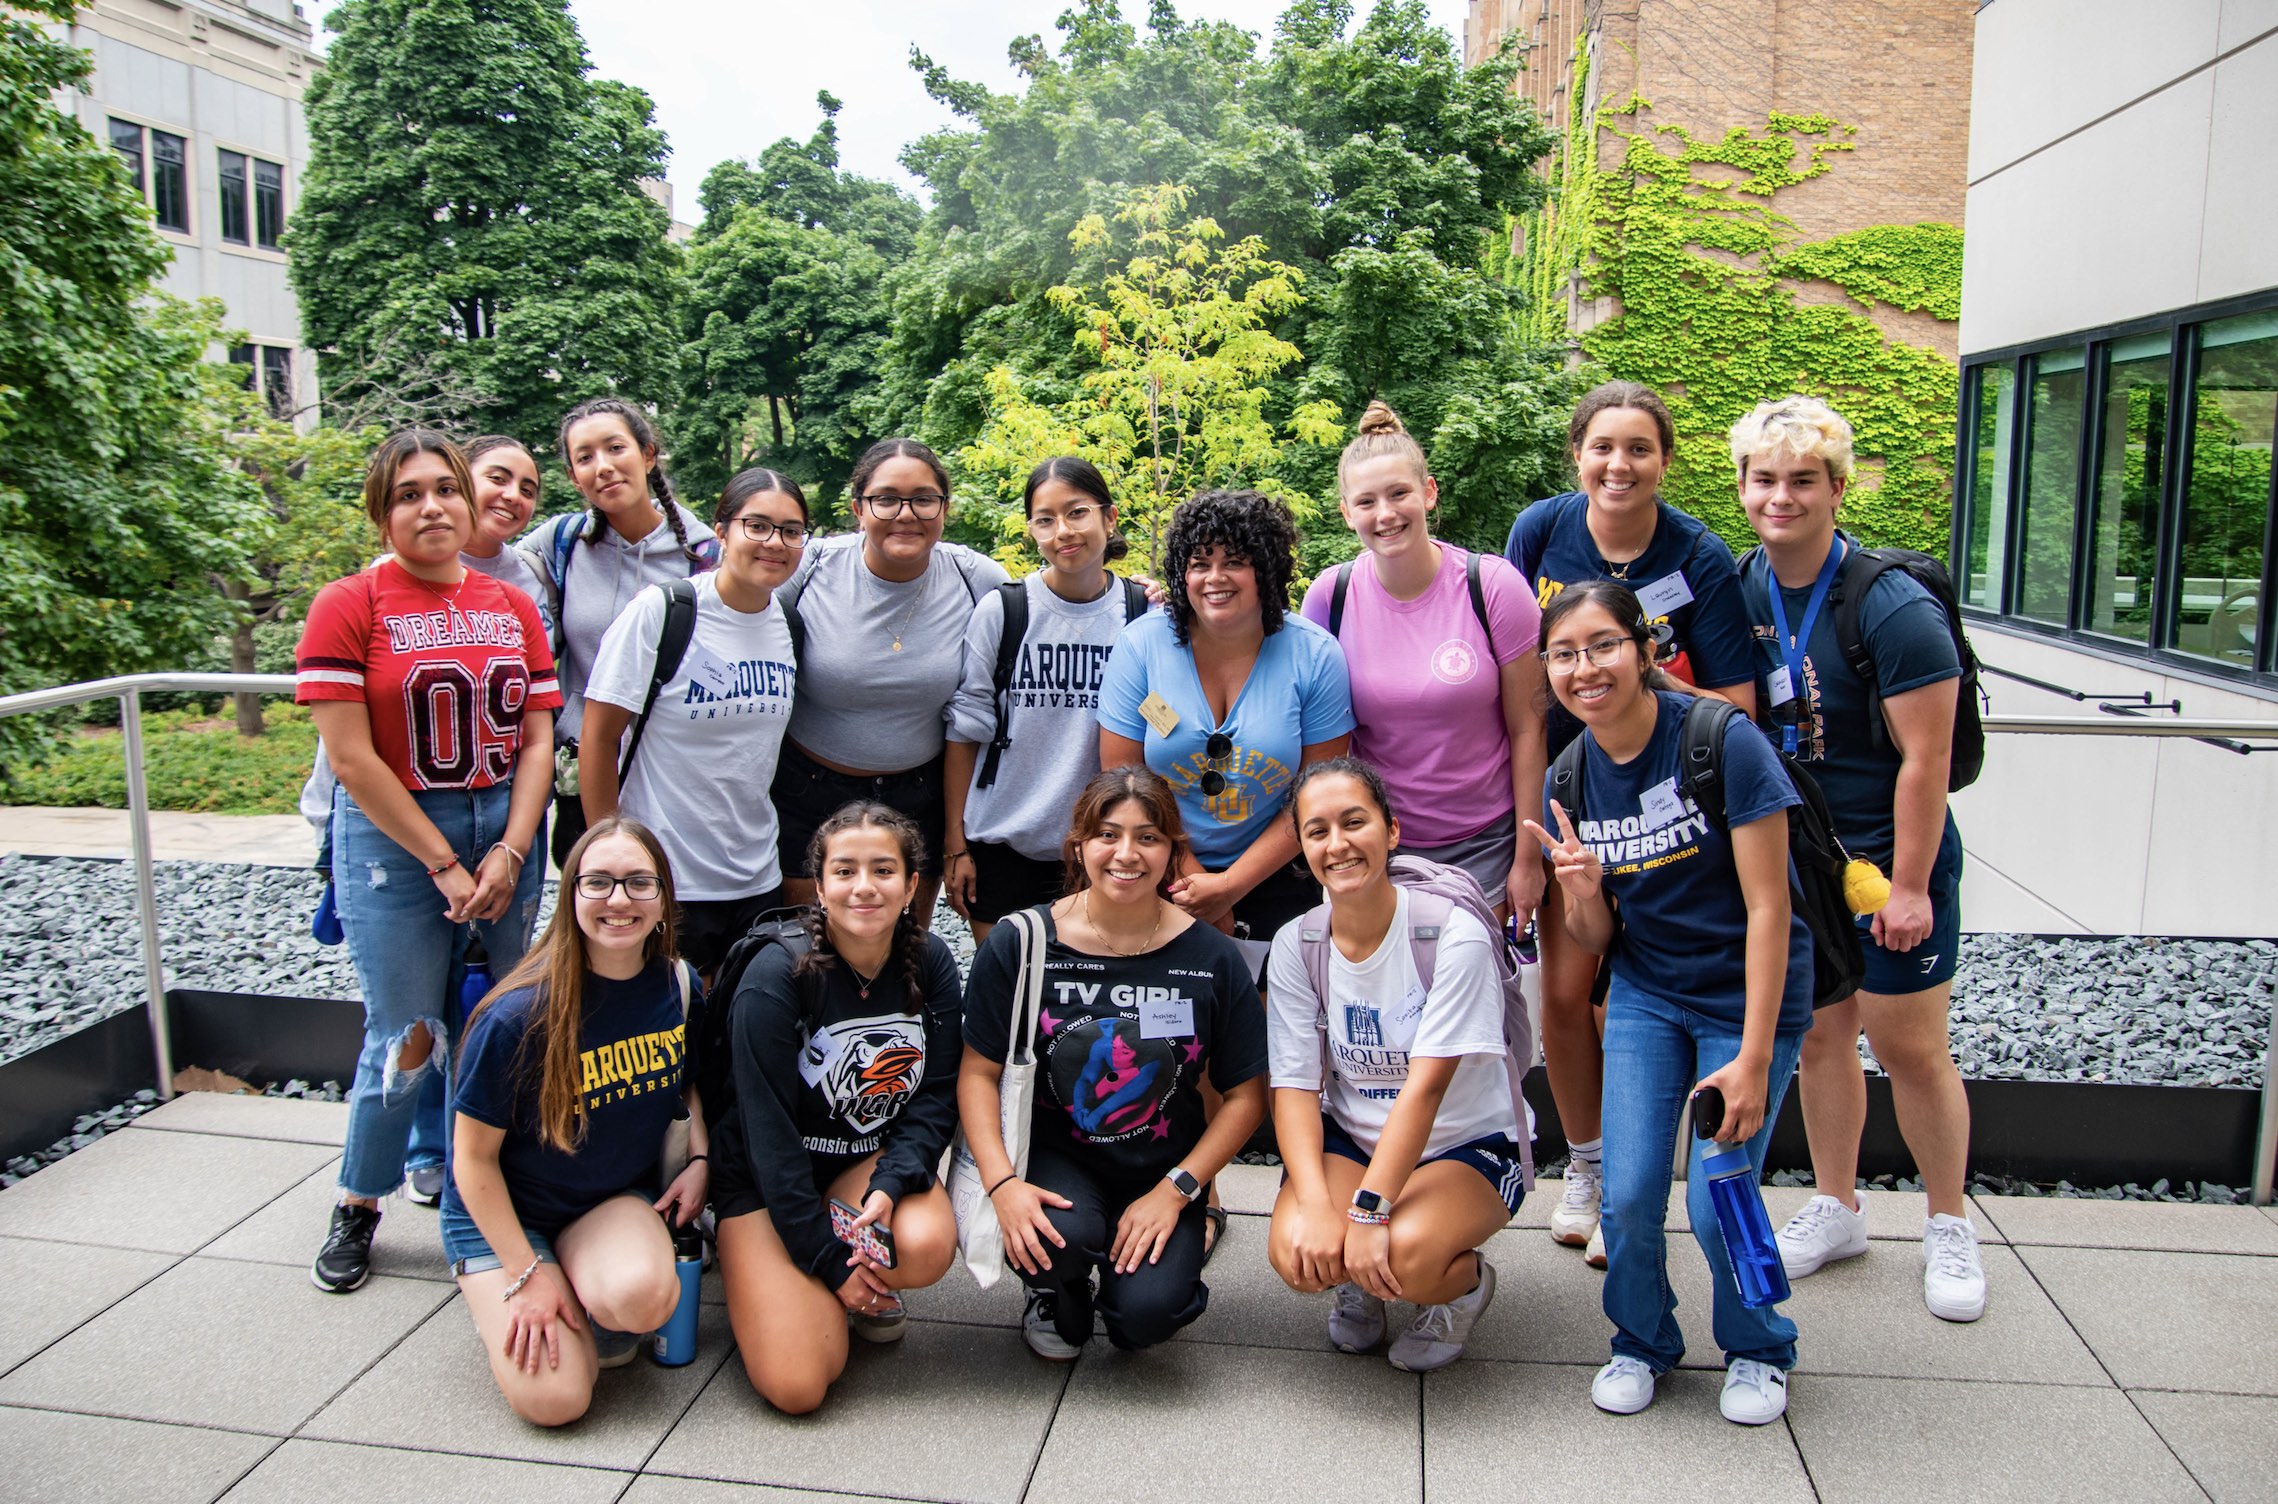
891 640 903 652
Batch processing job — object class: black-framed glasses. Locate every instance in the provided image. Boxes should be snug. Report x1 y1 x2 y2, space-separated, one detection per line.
1198 731 1235 797
574 872 662 901
1541 636 1635 675
733 515 808 545
857 492 947 520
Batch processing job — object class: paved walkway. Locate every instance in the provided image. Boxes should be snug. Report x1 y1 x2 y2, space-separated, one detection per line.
1 1095 2273 1502
0 807 316 867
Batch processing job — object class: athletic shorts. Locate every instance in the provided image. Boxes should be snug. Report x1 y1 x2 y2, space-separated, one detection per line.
1856 825 1964 996
709 1117 868 1223
1224 860 1322 944
968 841 1067 927
1318 1114 1529 1216
1405 816 1519 908
772 740 946 878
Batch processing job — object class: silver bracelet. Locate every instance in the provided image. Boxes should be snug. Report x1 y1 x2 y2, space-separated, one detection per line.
500 1255 542 1301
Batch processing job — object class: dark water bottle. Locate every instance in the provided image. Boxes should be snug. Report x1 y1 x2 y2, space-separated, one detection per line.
458 938 492 1019
652 1219 704 1366
1695 1089 1790 1309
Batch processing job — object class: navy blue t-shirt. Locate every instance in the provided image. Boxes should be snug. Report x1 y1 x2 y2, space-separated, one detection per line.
443 960 693 1236
1739 537 1962 871
1552 692 1813 1031
1506 492 1757 753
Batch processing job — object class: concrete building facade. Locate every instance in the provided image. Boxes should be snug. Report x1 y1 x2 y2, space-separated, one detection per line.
53 0 321 424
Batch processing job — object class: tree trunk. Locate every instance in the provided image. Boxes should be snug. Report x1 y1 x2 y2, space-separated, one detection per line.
222 580 263 737
769 394 784 448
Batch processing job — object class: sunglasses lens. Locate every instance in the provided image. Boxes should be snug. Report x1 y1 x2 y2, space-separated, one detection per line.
1200 771 1226 797
1205 732 1232 759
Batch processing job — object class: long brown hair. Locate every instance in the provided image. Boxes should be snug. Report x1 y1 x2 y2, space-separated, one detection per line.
466 816 681 1153
361 427 475 534
797 802 929 1012
1060 766 1192 898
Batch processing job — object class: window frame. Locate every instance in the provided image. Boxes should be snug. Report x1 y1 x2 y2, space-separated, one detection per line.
1955 286 2278 694
215 143 287 255
106 114 193 238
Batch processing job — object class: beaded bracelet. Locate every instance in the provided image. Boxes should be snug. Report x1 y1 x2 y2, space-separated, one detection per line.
500 1255 542 1301
427 853 460 878
1345 1206 1391 1227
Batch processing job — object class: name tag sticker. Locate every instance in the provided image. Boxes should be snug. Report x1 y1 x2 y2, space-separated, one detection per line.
1640 777 1687 828
1137 691 1181 737
796 1029 841 1089
687 646 735 698
1636 572 1694 617
1766 665 1795 706
1384 983 1428 1050
1139 995 1195 1040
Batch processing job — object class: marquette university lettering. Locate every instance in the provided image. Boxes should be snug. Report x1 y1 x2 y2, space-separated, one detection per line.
383 608 527 654
1578 809 1712 871
1011 641 1114 710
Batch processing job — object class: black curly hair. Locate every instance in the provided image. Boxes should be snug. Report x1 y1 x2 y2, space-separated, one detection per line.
1158 488 1298 645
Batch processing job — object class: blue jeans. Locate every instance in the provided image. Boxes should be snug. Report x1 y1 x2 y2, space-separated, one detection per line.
1599 975 1805 1373
333 783 542 1200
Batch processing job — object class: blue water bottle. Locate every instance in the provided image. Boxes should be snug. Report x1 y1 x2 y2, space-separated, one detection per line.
1695 1088 1791 1309
652 1219 703 1366
458 938 493 1018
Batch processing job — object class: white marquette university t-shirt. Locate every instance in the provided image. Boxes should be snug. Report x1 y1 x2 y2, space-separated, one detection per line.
586 575 797 900
1265 888 1517 1158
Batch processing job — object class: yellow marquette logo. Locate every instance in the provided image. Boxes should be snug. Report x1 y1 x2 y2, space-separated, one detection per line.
579 1023 685 1109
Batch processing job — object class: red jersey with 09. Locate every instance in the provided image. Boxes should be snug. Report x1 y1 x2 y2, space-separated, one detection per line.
295 560 562 790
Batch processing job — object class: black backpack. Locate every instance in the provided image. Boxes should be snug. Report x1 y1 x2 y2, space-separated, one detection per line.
1325 549 1498 659
976 575 1152 788
614 579 806 785
1548 698 1865 1011
688 908 813 1123
1827 547 1985 792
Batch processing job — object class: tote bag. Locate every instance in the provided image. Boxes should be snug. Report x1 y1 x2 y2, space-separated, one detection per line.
947 907 1047 1288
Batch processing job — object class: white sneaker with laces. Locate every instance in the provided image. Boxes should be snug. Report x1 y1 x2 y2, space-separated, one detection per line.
1327 1281 1386 1353
1776 1193 1868 1277
1021 1289 1082 1361
1720 1358 1789 1424
1550 1160 1601 1246
1922 1213 1987 1322
1387 1259 1496 1372
1591 1354 1658 1414
1584 1221 1606 1270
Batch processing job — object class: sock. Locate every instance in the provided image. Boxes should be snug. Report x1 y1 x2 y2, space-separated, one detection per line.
1567 1136 1603 1168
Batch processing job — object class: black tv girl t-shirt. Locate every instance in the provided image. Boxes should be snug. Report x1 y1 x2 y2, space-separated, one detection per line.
963 909 1268 1186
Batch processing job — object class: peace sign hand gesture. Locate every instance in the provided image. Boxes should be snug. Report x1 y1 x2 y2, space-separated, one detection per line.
1521 800 1603 903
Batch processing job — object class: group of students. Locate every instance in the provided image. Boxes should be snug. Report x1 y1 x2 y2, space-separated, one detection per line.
293 379 1981 1432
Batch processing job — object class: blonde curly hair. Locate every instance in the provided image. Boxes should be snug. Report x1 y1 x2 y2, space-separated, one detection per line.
1727 395 1856 485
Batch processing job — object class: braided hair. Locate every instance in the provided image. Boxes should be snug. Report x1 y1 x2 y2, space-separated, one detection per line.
556 397 706 566
796 801 930 1013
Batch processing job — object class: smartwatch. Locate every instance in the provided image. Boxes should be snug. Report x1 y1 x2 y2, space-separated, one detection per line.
1165 1168 1203 1203
1350 1188 1392 1218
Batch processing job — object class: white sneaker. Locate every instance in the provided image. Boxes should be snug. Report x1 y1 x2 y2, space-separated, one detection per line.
1591 1354 1658 1414
1550 1160 1601 1246
1021 1289 1082 1361
1327 1282 1386 1353
1584 1222 1607 1270
1388 1259 1496 1372
1776 1193 1868 1277
1720 1358 1788 1424
1922 1214 1988 1322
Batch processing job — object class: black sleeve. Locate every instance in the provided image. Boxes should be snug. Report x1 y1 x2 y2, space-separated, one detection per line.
1208 936 1271 1091
729 946 855 1290
959 918 1024 1063
869 935 967 1205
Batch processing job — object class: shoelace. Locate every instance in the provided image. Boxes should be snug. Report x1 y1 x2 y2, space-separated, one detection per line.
1926 1221 1979 1277
1727 1358 1781 1397
1333 1284 1380 1319
1784 1197 1850 1239
1408 1302 1457 1342
1602 1355 1653 1385
1562 1162 1601 1206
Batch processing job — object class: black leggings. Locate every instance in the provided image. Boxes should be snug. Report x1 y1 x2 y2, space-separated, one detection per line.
1020 1142 1209 1351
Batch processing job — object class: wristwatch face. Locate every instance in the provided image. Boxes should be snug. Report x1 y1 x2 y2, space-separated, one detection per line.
1352 1189 1390 1216
1169 1169 1201 1201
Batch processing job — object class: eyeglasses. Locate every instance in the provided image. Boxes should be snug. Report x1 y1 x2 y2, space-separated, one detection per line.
574 871 662 901
733 515 808 544
1027 503 1099 536
1541 636 1635 675
858 492 946 520
1199 731 1235 797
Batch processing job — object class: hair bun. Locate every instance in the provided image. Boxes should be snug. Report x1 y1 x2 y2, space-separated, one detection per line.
1356 400 1407 438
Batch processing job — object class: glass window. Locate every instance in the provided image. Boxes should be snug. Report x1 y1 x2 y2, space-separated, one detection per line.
2171 312 2278 667
253 158 284 249
228 344 256 386
218 149 248 244
2085 335 2170 642
1962 362 2017 610
2018 349 2088 623
108 119 145 196
150 129 188 233
260 346 293 420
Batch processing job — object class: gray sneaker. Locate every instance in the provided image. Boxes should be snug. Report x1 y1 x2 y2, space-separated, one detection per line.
851 1292 908 1344
592 1324 642 1369
1022 1290 1082 1362
1387 1258 1497 1372
1327 1282 1386 1353
404 1165 445 1207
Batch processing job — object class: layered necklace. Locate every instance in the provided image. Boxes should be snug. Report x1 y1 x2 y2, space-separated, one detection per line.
1084 887 1165 957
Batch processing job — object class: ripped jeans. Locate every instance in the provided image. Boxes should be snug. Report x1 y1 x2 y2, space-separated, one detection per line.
333 784 542 1201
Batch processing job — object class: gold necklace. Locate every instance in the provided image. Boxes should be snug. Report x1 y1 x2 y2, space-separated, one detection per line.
888 566 931 652
1084 887 1165 956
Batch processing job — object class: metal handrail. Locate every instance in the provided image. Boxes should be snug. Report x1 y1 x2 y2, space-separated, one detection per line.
3 672 2275 1203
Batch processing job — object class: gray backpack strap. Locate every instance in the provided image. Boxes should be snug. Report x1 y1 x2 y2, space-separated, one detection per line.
1404 889 1454 993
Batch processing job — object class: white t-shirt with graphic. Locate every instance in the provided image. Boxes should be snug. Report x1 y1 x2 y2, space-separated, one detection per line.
585 575 797 900
1265 888 1516 1157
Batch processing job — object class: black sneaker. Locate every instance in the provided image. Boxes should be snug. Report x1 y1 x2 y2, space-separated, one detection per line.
404 1166 445 1207
311 1202 382 1292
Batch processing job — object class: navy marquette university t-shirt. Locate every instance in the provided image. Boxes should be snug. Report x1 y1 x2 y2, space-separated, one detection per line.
1553 692 1814 1031
1506 492 1757 753
444 960 691 1235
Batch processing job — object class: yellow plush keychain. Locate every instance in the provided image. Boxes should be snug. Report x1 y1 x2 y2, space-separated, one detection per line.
1843 857 1892 915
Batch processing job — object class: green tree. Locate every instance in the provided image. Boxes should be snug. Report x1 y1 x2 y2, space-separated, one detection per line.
0 4 264 758
289 0 680 451
958 185 1342 571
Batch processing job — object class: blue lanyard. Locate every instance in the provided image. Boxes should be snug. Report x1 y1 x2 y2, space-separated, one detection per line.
1767 537 1845 756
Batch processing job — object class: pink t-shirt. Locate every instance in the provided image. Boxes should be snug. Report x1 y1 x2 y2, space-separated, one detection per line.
1298 544 1540 845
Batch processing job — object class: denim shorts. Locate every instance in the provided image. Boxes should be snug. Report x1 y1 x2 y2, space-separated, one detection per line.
1319 1114 1529 1215
1856 823 1964 995
441 1200 557 1275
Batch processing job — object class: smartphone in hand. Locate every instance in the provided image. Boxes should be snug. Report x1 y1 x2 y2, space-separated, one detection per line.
1690 1085 1726 1141
829 1197 898 1269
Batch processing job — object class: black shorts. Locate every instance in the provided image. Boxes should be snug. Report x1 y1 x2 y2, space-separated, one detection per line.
968 841 1068 926
676 888 785 976
771 740 947 878
709 1113 870 1222
1225 859 1321 942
